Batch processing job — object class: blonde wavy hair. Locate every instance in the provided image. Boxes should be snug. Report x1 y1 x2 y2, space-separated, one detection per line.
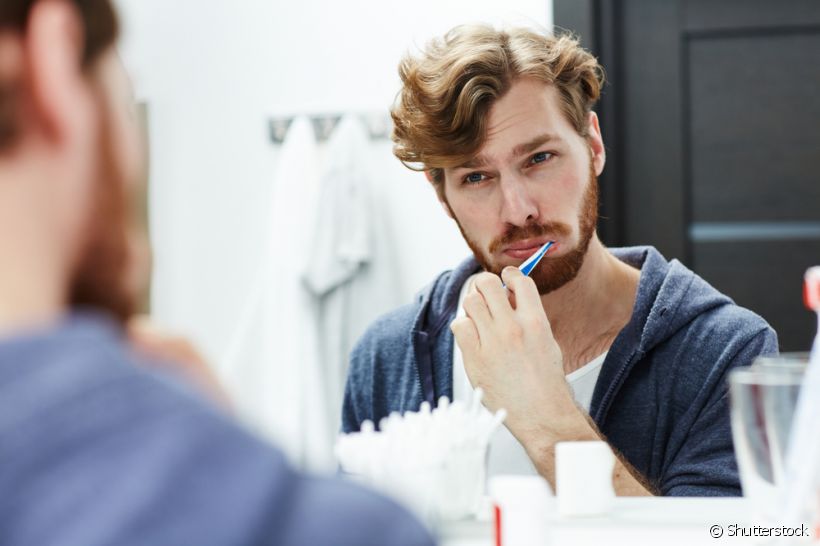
391 25 604 186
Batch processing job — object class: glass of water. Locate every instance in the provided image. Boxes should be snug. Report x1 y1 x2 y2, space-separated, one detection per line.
729 354 807 519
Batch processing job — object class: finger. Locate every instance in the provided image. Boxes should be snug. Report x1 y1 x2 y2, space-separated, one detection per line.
462 288 494 333
450 316 481 355
500 267 546 319
472 271 514 321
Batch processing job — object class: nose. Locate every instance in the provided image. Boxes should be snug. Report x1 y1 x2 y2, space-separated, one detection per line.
499 175 539 226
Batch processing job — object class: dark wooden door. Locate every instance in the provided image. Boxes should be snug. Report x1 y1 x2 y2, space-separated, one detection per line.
556 0 820 351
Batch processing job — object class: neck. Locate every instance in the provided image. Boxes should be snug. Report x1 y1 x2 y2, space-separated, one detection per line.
0 177 69 337
539 235 640 373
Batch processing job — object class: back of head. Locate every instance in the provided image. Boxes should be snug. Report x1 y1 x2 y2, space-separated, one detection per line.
390 25 604 185
0 0 150 325
0 6 439 546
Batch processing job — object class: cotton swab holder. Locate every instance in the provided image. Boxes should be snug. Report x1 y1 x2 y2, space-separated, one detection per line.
335 389 506 525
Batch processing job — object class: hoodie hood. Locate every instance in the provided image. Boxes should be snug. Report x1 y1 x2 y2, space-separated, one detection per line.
608 247 734 356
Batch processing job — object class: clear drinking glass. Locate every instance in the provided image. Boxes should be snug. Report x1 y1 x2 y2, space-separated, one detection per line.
729 355 807 519
755 353 810 372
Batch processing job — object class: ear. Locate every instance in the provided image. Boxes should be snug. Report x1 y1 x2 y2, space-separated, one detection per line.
586 111 606 176
25 0 89 145
425 170 454 219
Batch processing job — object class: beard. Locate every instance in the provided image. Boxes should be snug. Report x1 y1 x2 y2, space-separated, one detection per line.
67 94 141 325
451 161 599 295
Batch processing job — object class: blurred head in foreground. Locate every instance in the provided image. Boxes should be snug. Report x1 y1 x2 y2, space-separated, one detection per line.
0 0 148 329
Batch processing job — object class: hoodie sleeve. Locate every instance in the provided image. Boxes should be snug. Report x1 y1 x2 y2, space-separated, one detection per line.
660 326 779 496
341 301 429 434
341 332 377 434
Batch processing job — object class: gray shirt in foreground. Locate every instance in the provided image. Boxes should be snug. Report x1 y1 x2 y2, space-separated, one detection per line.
0 312 434 546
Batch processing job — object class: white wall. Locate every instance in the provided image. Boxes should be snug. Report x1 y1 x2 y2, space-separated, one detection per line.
114 0 553 403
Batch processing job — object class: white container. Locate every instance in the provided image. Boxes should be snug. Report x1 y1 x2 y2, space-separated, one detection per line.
555 440 615 517
489 475 552 546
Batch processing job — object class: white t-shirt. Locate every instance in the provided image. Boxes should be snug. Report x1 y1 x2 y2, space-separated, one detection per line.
452 274 607 477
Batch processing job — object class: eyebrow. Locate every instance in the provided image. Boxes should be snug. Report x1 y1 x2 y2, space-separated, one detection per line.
454 133 560 170
457 156 490 169
511 133 559 158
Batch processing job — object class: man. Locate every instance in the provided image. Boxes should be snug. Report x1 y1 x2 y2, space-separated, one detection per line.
0 0 433 544
342 25 778 496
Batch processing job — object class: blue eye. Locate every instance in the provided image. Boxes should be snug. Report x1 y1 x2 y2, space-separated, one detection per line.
530 151 552 165
464 172 485 184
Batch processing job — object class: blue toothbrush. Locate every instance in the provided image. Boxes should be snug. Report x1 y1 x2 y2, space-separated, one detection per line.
518 241 555 276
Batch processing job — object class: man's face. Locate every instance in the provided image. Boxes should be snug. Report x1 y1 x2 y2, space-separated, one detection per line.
439 77 605 294
68 52 149 323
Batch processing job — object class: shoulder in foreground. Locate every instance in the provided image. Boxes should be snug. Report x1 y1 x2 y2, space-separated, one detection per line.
279 474 434 545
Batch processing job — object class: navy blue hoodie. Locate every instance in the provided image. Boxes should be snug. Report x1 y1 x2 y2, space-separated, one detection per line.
343 246 778 496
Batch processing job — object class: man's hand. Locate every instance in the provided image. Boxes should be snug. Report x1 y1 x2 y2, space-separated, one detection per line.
127 316 232 411
450 267 655 496
450 267 581 446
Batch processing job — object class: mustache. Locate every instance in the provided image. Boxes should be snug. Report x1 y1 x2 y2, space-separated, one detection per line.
488 221 571 255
